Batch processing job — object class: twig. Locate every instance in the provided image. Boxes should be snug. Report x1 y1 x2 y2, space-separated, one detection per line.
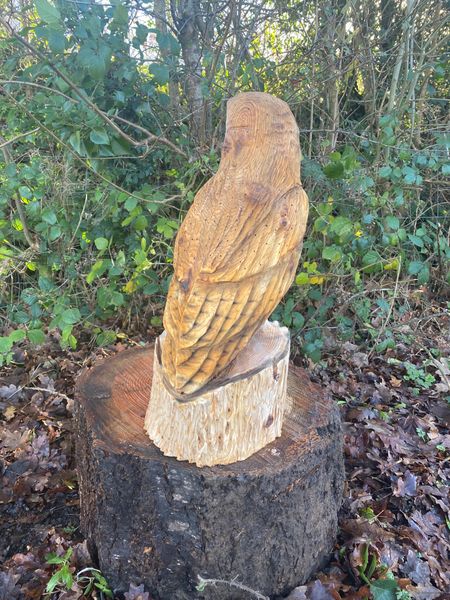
196 575 269 600
0 128 39 148
23 386 72 402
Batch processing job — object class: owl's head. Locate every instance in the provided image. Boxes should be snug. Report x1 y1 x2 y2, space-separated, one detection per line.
226 92 297 135
222 92 300 164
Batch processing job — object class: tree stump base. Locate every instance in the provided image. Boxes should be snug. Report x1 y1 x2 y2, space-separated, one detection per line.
75 346 344 600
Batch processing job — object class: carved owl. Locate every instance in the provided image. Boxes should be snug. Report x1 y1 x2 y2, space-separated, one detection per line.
161 92 309 397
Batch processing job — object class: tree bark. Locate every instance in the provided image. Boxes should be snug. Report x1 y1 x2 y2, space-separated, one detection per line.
173 0 206 144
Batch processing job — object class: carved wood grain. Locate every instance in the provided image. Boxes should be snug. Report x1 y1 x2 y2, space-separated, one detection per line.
162 92 309 396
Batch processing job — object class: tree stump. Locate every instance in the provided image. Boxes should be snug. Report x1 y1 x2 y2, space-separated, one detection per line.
75 346 344 600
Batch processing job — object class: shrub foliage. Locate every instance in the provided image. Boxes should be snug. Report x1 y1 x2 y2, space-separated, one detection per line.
0 0 448 362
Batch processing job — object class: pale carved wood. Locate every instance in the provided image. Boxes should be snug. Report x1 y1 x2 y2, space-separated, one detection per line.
146 320 290 466
161 91 309 397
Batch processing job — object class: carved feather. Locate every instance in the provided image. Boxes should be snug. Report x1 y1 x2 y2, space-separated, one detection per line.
161 92 309 396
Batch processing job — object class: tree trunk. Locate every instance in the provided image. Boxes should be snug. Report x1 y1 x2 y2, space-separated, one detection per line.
75 346 344 599
154 0 180 113
175 0 206 144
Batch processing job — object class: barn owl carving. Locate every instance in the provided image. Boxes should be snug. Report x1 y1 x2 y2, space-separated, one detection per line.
161 92 309 397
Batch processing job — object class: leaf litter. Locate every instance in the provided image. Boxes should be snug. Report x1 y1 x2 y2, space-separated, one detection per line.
0 314 449 599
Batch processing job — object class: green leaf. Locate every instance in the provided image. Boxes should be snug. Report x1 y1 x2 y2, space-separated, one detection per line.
402 166 416 184
27 329 46 344
41 208 57 225
19 186 32 199
46 570 64 593
407 261 423 275
86 259 108 284
9 329 26 343
322 245 342 262
417 265 430 284
124 197 138 212
135 23 149 44
408 234 424 248
149 63 170 85
379 166 392 178
362 250 382 273
47 28 65 53
49 225 62 241
133 215 148 231
68 131 81 154
330 216 353 239
94 237 108 250
296 272 309 285
370 578 398 600
60 564 73 589
60 308 81 325
323 161 344 179
292 312 305 329
90 129 110 145
45 552 65 565
35 0 61 26
385 215 399 230
0 337 13 353
96 330 117 346
156 31 181 55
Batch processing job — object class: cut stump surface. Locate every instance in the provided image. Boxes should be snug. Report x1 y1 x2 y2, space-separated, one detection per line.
75 345 344 600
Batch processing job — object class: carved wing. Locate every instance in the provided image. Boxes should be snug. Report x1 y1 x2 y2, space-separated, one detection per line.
161 179 309 396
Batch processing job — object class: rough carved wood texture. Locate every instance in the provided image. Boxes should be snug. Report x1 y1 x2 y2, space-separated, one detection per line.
162 91 309 396
146 321 290 466
75 347 344 600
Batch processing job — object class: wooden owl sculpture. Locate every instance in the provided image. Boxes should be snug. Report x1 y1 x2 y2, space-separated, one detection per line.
161 92 309 397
